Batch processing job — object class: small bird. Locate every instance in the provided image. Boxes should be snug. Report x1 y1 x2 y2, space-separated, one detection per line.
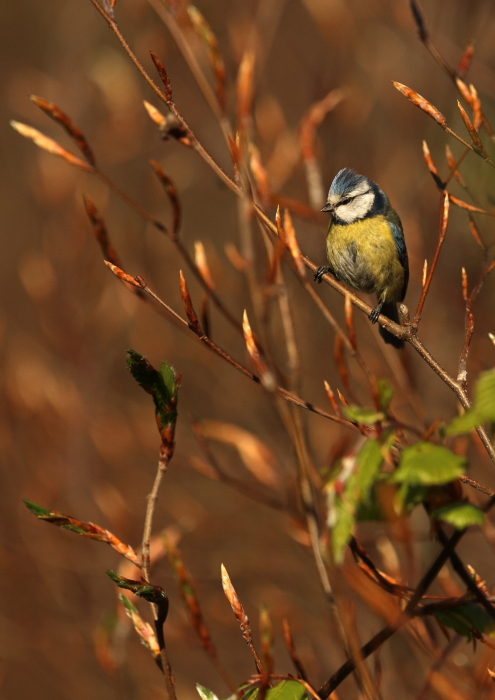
315 168 409 349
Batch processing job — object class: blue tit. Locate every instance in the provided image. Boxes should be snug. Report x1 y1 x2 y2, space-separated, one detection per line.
314 168 409 349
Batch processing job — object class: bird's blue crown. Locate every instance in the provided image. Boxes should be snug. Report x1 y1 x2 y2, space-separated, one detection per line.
329 168 367 197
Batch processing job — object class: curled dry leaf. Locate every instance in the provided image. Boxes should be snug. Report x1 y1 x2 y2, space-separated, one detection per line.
457 42 474 79
83 196 121 267
422 140 444 189
149 51 173 103
179 270 203 335
449 195 495 217
30 95 96 166
199 419 281 489
150 160 182 238
392 82 447 128
457 100 487 156
445 144 466 187
104 261 142 288
10 121 94 172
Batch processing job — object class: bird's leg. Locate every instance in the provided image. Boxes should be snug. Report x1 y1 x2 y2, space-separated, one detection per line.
314 266 333 283
369 301 384 324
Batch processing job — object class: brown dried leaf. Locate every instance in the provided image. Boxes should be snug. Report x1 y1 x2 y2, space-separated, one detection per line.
299 88 346 163
83 196 121 267
457 100 487 156
457 42 474 79
104 261 142 288
392 82 447 128
449 195 495 217
200 419 281 489
422 140 444 189
121 598 160 659
237 50 255 133
30 95 96 165
249 143 271 205
422 259 428 289
445 144 466 187
165 535 216 656
150 160 181 238
150 51 173 103
194 242 215 290
10 121 94 172
187 6 227 112
344 294 357 351
284 210 306 277
179 270 203 335
143 100 167 129
324 380 341 417
242 310 271 385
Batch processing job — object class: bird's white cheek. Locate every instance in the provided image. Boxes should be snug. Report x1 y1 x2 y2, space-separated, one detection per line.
336 192 374 222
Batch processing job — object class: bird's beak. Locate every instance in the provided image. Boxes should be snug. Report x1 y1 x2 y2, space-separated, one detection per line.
321 203 333 213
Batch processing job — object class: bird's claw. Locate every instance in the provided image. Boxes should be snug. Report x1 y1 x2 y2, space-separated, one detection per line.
314 266 331 284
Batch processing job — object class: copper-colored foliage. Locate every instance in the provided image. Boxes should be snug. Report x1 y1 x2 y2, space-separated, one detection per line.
236 50 255 133
187 6 227 112
83 196 121 267
392 82 447 127
457 42 474 79
27 504 140 566
283 209 306 278
249 144 271 205
199 419 281 489
150 160 182 238
467 216 485 250
282 619 308 681
194 242 215 291
344 294 357 352
242 311 269 380
299 88 345 163
445 144 466 187
449 195 495 217
179 270 203 335
221 564 263 674
164 536 215 656
422 140 444 189
104 260 142 287
323 380 341 417
121 599 161 660
149 51 173 103
30 95 96 166
457 100 487 156
10 121 94 172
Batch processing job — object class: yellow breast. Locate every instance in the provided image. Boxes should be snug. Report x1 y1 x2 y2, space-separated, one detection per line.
326 215 404 301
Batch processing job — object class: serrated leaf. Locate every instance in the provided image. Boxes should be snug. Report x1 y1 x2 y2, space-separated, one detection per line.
390 442 466 485
432 502 484 529
196 685 220 700
434 602 495 640
447 368 495 435
343 406 385 424
377 378 393 411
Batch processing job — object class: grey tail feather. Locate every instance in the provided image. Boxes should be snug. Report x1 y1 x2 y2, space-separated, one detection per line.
378 302 404 349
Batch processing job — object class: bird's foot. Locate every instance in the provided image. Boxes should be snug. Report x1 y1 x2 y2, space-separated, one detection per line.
314 266 332 283
369 303 384 324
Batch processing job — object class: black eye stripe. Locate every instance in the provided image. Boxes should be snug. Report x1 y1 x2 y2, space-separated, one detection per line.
338 189 371 206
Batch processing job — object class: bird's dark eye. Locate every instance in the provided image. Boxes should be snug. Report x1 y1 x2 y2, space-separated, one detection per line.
339 196 353 206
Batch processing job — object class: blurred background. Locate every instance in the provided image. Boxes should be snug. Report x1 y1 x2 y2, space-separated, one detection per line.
2 0 495 698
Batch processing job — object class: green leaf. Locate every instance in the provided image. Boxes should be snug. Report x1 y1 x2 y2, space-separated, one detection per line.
390 443 466 486
23 500 88 535
432 502 484 529
343 406 385 424
447 368 495 435
197 686 220 700
377 378 393 411
106 570 168 605
119 594 139 615
330 495 355 564
434 602 495 640
328 440 385 560
227 681 308 700
352 439 384 502
23 500 51 517
126 350 178 429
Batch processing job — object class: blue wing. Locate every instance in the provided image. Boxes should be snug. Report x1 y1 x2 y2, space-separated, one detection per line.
388 219 409 301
